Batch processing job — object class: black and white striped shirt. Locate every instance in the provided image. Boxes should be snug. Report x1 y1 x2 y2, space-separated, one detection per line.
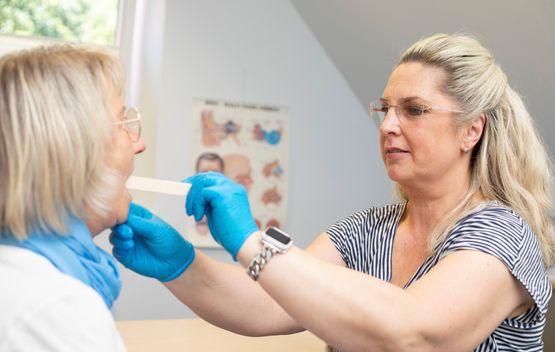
327 202 551 351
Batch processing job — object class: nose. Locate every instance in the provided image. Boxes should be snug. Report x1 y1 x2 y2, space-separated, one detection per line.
133 137 146 154
380 107 401 134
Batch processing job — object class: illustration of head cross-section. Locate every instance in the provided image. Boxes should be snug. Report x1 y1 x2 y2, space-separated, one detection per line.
223 153 253 192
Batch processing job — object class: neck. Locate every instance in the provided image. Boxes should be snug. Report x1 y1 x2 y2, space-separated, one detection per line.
400 167 476 236
84 215 103 237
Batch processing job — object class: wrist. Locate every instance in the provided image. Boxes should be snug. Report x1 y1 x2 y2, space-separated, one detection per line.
243 227 293 281
162 249 200 289
159 240 196 282
229 225 260 261
237 231 263 267
161 250 196 282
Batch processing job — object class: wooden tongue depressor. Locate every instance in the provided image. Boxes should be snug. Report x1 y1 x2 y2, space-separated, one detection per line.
126 176 191 196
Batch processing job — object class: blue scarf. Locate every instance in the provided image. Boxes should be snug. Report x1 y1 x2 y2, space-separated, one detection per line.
0 218 121 308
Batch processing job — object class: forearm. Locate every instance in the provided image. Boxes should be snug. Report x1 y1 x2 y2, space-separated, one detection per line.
237 233 424 351
164 250 303 336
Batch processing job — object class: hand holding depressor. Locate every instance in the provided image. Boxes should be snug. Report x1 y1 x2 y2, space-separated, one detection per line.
185 172 259 260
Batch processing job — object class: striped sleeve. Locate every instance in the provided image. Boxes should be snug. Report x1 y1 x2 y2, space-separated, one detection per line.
326 208 373 270
442 207 552 315
325 204 404 273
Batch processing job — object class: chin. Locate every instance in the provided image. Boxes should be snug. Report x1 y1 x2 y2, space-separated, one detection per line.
114 191 132 224
385 164 413 182
386 170 404 183
115 204 131 224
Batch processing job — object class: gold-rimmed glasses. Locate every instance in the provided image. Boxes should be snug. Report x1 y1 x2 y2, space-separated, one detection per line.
113 107 141 142
368 100 464 128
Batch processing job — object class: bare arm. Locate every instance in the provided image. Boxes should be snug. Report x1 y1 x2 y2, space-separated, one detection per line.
163 250 301 336
232 232 531 351
163 231 343 336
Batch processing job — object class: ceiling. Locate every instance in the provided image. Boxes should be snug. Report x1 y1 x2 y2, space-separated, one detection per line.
289 0 555 146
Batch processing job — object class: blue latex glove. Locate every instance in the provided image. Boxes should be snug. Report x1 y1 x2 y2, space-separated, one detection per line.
185 172 259 260
110 203 195 282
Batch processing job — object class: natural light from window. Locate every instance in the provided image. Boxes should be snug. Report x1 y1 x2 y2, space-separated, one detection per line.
0 0 120 46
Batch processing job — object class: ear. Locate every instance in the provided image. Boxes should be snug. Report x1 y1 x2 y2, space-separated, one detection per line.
461 114 485 151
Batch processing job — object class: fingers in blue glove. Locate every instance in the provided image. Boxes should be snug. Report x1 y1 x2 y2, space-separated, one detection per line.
200 185 227 204
126 211 161 238
184 175 200 217
109 233 135 251
125 202 172 241
185 172 228 219
110 224 135 267
191 187 210 222
129 202 153 219
110 224 135 251
112 247 131 263
111 224 133 240
185 174 208 216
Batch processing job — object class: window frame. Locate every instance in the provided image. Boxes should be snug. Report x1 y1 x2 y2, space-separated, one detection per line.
0 0 137 54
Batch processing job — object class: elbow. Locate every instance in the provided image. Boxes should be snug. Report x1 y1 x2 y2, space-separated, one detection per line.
344 317 435 352
382 319 449 352
228 317 303 337
378 323 451 352
378 328 428 352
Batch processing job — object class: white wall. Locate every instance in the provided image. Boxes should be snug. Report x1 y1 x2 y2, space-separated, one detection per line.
291 0 555 172
111 0 392 320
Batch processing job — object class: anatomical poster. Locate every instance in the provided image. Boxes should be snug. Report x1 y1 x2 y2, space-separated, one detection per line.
187 97 289 248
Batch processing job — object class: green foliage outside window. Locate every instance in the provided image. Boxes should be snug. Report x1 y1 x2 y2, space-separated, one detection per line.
0 0 119 46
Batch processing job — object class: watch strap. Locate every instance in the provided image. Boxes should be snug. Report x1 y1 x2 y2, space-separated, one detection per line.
246 243 278 281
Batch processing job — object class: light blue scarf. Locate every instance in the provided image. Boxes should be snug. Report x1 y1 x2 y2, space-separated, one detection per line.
0 218 121 308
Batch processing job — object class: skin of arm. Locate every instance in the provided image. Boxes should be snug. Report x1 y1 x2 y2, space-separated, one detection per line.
234 233 531 351
163 231 340 336
163 250 302 336
166 230 530 351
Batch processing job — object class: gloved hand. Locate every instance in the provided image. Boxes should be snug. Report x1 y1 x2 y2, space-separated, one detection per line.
185 172 259 260
110 203 195 282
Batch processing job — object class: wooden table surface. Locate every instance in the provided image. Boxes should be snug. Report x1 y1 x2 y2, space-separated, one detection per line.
116 319 327 352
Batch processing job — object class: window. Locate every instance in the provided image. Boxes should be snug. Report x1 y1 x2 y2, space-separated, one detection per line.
0 0 120 46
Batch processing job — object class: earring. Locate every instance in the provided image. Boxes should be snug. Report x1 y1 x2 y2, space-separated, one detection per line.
463 146 469 153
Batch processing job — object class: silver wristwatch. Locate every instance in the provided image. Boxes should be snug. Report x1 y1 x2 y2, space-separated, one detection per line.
246 227 292 281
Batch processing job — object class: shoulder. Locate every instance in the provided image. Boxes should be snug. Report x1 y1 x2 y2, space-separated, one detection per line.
446 203 534 260
0 246 125 351
327 202 405 238
442 203 551 314
457 203 525 230
325 203 404 268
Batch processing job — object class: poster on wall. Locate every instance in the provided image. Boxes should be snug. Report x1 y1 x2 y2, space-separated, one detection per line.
187 97 289 248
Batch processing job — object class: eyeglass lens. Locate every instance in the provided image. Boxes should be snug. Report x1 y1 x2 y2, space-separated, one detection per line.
370 102 424 127
125 108 141 141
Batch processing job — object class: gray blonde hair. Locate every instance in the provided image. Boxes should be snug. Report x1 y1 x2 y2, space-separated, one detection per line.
395 33 555 266
0 45 125 238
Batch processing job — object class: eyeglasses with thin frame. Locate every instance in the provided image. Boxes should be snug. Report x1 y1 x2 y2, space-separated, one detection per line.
113 107 142 142
368 100 464 128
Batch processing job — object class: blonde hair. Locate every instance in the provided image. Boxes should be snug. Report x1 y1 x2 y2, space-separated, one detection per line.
0 44 125 238
395 33 555 265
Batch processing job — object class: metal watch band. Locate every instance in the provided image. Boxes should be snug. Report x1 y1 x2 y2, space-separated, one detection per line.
246 244 278 281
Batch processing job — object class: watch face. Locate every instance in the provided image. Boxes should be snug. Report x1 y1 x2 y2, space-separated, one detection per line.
266 227 291 245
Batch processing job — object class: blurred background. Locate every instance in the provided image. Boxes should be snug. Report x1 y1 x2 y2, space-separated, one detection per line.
1 3 553 346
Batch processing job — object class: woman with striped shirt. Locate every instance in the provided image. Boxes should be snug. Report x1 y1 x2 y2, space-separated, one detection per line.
112 33 554 351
